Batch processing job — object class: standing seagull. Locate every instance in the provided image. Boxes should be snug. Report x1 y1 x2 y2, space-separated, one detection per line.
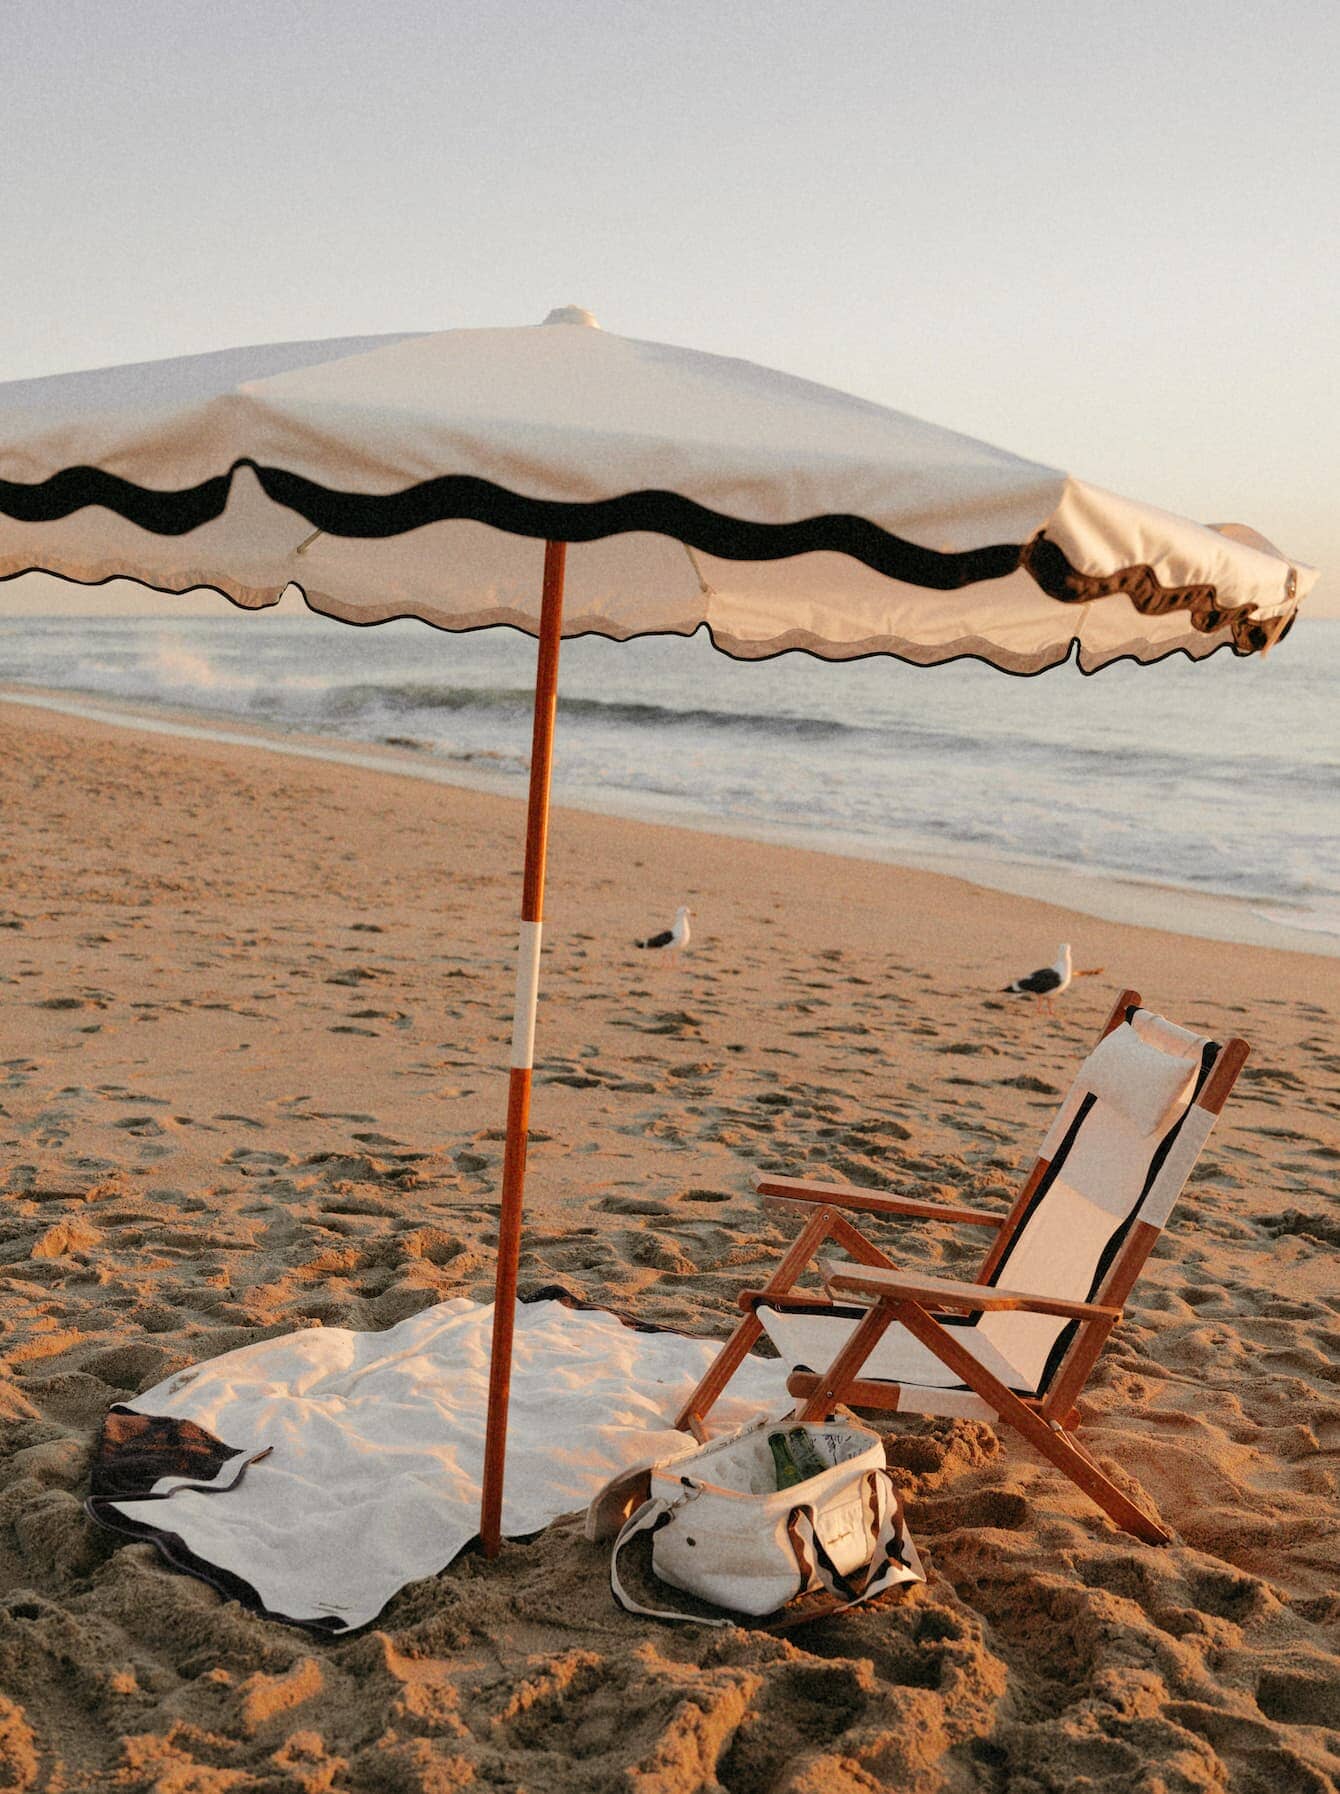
1003 942 1072 1015
635 905 693 954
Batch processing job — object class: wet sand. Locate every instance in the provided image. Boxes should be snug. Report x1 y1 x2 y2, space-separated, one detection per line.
1 703 1337 1791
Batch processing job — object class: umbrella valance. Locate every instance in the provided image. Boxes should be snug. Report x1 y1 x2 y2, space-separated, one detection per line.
0 311 1314 672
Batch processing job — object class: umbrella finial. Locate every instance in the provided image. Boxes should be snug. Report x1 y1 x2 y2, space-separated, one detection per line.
541 305 600 328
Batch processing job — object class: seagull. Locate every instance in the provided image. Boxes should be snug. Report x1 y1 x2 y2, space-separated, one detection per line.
1003 942 1072 1014
635 905 693 953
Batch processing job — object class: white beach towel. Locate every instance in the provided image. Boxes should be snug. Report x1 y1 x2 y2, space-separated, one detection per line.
87 1296 791 1632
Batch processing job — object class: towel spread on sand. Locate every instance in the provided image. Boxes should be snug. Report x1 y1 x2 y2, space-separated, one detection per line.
87 1295 792 1632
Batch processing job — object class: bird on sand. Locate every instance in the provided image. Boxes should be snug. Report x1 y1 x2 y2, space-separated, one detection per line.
635 905 693 954
1003 942 1072 1014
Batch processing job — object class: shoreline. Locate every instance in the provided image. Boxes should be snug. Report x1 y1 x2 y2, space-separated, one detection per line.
3 680 1335 959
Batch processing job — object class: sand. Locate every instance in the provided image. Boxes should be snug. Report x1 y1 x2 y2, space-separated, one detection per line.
0 700 1336 1793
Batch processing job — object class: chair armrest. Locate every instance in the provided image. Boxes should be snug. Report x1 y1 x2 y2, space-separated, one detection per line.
820 1258 1121 1323
754 1173 1004 1228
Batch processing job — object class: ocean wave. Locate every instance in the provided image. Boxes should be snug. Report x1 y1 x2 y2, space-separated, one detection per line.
316 679 1336 794
321 681 861 742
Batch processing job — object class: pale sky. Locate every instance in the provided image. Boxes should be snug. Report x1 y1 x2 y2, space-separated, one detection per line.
5 0 1337 613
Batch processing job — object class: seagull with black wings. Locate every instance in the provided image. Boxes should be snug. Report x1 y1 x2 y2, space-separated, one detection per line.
1003 942 1072 1015
635 905 693 955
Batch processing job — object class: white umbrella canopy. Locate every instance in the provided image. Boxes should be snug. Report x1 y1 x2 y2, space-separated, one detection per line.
0 308 1319 1556
0 306 1314 670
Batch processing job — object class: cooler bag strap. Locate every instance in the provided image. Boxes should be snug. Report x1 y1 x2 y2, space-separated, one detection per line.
608 1497 733 1629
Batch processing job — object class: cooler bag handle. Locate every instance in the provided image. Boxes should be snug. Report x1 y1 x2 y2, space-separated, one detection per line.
786 1469 923 1611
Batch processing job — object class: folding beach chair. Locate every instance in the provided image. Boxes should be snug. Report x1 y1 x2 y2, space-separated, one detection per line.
676 990 1249 1542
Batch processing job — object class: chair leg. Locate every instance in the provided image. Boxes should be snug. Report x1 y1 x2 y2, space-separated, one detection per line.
673 1310 765 1434
674 1203 887 1434
1046 1424 1171 1546
891 1300 1171 1545
795 1302 897 1422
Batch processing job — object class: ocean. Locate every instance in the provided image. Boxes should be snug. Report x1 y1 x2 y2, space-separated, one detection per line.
2 609 1337 946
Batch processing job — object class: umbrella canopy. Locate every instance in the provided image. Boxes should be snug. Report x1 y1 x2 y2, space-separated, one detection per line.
0 309 1319 1556
0 307 1314 670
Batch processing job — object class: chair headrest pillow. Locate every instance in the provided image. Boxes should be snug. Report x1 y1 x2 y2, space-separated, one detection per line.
1080 1022 1198 1136
1128 1007 1205 1061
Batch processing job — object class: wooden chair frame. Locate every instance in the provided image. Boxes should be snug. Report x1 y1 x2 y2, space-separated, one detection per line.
676 988 1249 1543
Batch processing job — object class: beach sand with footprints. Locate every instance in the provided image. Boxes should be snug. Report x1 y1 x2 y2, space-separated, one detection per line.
1 701 1337 1791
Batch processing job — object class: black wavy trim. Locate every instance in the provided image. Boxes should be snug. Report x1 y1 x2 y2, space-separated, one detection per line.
1021 535 1295 656
0 465 232 536
1 459 1295 652
0 457 1021 588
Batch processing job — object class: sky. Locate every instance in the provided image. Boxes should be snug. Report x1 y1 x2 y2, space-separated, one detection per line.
4 0 1337 613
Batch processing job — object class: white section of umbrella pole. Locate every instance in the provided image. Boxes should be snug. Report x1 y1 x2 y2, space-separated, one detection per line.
510 922 543 1069
480 539 567 1557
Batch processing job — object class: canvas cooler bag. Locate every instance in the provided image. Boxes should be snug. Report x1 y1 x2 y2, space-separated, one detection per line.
594 1417 924 1622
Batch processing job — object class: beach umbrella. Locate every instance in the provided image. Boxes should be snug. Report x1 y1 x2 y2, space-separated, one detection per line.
0 306 1317 1554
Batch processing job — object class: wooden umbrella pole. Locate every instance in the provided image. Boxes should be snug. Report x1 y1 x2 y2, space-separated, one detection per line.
480 539 567 1557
